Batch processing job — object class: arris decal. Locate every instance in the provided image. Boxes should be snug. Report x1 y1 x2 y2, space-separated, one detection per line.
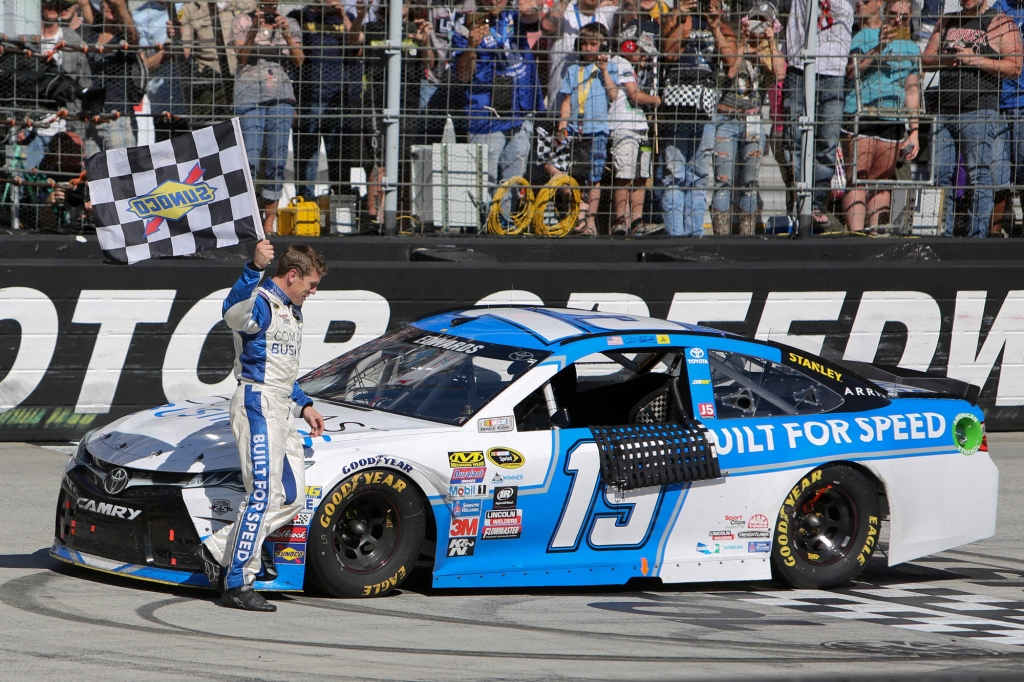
486 447 525 469
448 451 485 467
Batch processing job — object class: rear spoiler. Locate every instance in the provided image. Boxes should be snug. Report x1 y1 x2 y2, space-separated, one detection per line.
829 357 981 405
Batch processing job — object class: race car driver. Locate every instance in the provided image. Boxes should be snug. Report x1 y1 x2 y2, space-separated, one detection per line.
195 240 326 611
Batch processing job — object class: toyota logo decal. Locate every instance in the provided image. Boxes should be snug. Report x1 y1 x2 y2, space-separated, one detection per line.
104 468 129 495
509 351 534 361
689 348 705 359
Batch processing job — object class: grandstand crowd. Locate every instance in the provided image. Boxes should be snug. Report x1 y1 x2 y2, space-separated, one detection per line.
3 0 1024 237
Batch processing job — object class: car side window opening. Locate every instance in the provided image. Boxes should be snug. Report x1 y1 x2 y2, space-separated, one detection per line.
514 350 691 431
709 350 844 420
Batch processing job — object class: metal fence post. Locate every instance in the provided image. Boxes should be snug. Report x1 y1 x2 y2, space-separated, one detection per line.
382 0 403 236
797 0 820 238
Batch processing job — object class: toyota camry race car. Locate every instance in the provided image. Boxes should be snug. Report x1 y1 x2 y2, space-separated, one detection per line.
52 307 998 597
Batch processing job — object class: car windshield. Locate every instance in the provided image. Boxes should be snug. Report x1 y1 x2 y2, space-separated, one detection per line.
298 326 549 425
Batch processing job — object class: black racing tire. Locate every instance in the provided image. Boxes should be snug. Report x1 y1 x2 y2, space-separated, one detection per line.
307 469 425 598
771 465 881 589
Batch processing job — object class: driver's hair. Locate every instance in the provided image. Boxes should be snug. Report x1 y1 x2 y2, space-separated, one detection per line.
276 244 328 279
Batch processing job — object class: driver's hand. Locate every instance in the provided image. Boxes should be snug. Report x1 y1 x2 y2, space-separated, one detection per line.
302 405 325 437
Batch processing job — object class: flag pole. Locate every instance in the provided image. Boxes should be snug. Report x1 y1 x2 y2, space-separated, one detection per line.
382 0 403 236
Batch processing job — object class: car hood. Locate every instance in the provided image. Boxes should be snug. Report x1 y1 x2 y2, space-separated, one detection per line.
87 396 451 473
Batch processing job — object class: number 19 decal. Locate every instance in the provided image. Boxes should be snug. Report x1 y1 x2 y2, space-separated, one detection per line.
548 442 664 552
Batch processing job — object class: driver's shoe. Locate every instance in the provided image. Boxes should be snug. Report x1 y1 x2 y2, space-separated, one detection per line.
190 543 222 590
221 585 276 612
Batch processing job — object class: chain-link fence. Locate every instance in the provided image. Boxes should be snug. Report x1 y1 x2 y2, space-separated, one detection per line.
2 0 1022 238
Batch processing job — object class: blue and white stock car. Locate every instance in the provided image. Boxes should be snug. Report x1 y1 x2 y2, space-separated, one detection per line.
52 307 998 597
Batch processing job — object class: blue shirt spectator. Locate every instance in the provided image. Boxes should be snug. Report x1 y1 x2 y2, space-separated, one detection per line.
559 60 620 135
843 27 920 118
133 0 187 118
452 8 544 135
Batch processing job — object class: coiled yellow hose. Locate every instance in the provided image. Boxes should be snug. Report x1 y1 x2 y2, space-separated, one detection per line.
486 176 535 235
532 174 581 237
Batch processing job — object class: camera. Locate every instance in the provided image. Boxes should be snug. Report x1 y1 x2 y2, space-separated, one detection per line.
261 8 278 22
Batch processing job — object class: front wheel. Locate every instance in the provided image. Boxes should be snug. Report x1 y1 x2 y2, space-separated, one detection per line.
307 469 425 597
772 465 881 589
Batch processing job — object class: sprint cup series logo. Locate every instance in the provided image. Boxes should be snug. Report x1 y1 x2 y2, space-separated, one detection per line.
126 163 216 236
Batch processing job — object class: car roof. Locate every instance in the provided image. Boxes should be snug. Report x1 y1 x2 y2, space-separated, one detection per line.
412 306 735 350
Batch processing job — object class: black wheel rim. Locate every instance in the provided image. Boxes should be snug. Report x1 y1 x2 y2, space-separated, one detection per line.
791 483 858 566
330 491 401 575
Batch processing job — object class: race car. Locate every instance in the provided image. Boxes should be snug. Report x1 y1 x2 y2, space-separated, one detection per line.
51 306 998 597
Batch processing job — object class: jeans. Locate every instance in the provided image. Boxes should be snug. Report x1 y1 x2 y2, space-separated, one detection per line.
238 102 294 202
995 109 1023 187
784 70 844 212
711 113 764 214
294 92 344 200
470 119 534 186
659 120 714 237
932 109 1004 238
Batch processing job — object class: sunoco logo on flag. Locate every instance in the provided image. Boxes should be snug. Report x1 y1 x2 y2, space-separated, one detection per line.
87 119 262 264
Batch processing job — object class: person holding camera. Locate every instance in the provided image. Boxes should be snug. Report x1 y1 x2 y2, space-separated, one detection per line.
453 0 545 189
709 2 786 236
923 0 1022 238
232 1 304 234
179 0 255 126
80 0 141 155
840 0 920 233
542 0 617 113
657 0 730 237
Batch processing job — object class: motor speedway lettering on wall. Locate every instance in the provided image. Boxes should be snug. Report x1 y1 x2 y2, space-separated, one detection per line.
6 271 1024 438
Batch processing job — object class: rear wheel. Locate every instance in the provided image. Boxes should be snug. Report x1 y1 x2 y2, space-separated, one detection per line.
307 469 425 598
772 465 881 589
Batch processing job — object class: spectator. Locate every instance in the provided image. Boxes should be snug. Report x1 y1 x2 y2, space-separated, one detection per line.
992 0 1024 236
784 0 854 227
292 0 349 201
21 0 92 170
923 0 1022 237
711 3 787 235
61 0 87 31
657 0 727 237
453 0 545 188
557 22 618 235
232 1 304 233
179 0 254 127
841 0 920 233
542 0 617 111
81 0 141 156
133 0 188 141
348 1 425 225
17 132 91 233
608 27 661 235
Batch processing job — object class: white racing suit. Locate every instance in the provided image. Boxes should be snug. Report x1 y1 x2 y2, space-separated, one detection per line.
206 263 311 590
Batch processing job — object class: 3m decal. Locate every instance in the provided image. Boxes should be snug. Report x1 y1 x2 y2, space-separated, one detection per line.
448 451 485 467
486 447 525 469
447 537 476 557
449 516 480 538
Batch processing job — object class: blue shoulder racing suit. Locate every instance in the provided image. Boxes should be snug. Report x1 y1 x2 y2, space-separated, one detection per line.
206 262 311 589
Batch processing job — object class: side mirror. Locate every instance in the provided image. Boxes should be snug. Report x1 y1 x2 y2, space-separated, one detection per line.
550 408 572 429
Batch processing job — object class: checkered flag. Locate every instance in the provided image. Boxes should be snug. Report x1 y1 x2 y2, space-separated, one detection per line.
87 119 263 264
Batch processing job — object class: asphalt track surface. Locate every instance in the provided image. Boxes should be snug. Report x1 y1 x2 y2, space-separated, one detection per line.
3 439 1024 681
